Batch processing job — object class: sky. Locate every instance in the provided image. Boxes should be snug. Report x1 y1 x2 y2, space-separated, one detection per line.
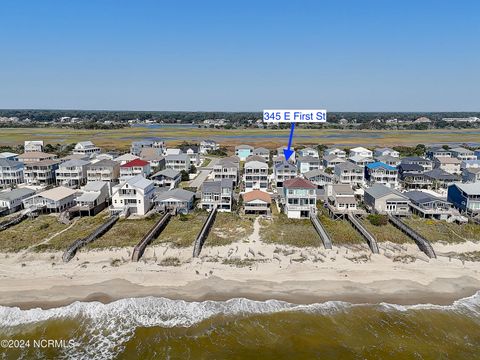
0 0 479 112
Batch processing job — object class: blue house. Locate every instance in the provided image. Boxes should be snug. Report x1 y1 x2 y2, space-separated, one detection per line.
365 162 398 188
447 183 480 215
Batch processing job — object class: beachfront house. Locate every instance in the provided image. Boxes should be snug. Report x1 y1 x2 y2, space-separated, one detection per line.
0 188 35 215
154 188 195 214
242 189 271 215
296 155 321 174
150 169 181 189
282 177 317 219
326 184 357 212
55 159 90 188
213 156 240 185
274 161 297 188
165 154 191 172
72 141 100 156
23 160 60 186
364 183 410 215
0 159 24 187
405 190 455 220
23 186 77 213
120 159 151 180
365 162 398 188
334 162 364 187
201 178 234 212
244 156 268 191
110 175 155 216
447 183 480 215
75 181 110 216
235 145 254 161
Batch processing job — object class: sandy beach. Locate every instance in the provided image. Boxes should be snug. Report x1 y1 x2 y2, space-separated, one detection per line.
1 236 480 309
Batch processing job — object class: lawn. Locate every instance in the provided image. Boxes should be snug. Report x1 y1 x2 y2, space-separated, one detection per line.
317 209 365 245
35 211 110 251
0 215 67 252
204 212 255 247
403 217 480 244
360 217 412 244
85 213 162 249
153 210 208 248
260 202 321 247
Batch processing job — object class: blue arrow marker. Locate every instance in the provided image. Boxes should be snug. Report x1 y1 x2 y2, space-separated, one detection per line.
283 123 295 160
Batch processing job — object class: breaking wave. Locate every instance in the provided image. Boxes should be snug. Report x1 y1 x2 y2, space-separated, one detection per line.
0 291 479 359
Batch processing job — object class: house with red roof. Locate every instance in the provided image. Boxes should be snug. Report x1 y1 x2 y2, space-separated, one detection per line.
282 177 317 218
242 189 271 215
120 159 151 180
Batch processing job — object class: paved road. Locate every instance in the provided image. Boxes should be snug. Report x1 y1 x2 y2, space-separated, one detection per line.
189 169 211 188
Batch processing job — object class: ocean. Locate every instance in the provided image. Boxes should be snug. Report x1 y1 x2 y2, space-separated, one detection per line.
1 292 479 359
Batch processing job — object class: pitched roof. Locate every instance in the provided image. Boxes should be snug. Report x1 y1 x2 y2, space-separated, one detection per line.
0 158 22 167
275 161 297 171
151 168 180 179
335 161 362 171
18 151 55 160
404 190 447 204
245 155 267 163
297 155 320 163
451 182 480 195
283 177 316 189
304 169 332 179
0 188 35 201
83 181 108 192
365 183 407 199
366 162 397 171
115 153 140 162
435 157 461 164
323 154 346 162
59 159 90 167
253 147 269 154
332 184 355 195
202 178 234 192
424 168 458 180
88 159 118 168
121 159 150 168
235 144 254 150
155 188 195 202
123 175 153 190
242 190 271 203
37 186 77 201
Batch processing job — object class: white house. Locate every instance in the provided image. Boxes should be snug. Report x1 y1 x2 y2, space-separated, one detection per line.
165 154 191 172
374 148 399 158
243 157 268 191
349 147 372 158
23 186 77 213
282 177 317 219
0 159 24 187
24 140 44 152
433 157 461 174
200 140 219 154
296 155 321 174
110 175 155 216
324 148 346 158
298 147 319 158
72 141 100 156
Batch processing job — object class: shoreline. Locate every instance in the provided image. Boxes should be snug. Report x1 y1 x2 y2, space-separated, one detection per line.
1 239 480 311
3 276 480 311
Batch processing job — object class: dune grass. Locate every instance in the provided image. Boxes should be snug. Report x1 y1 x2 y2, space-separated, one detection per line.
153 210 208 248
260 202 320 247
0 215 67 252
360 217 412 244
317 209 364 245
204 212 255 247
403 217 480 244
85 213 162 249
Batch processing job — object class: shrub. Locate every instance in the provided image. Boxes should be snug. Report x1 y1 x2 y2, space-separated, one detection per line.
367 214 388 226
